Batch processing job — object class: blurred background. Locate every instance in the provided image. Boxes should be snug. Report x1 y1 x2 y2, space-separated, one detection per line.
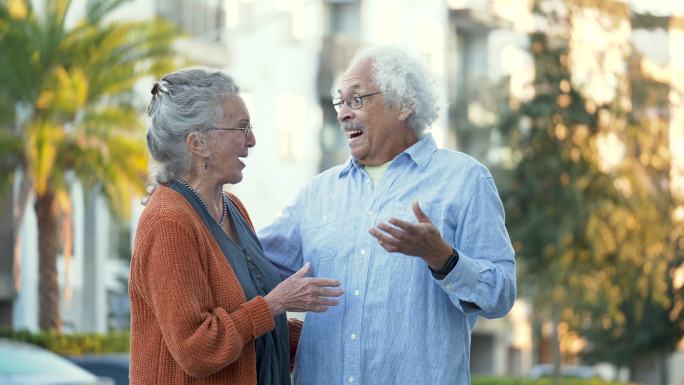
0 0 683 385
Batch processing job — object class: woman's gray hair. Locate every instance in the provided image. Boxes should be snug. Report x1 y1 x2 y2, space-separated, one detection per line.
343 46 439 136
145 68 239 186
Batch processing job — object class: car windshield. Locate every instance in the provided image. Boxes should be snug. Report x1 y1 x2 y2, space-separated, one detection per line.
0 344 94 379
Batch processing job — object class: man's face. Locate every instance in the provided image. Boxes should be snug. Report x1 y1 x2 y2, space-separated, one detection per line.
335 59 416 166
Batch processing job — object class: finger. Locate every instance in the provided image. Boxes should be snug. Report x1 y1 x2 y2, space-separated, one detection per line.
369 228 401 251
309 306 330 313
378 240 400 253
376 223 408 241
412 201 431 223
387 218 419 233
315 298 340 306
369 228 401 246
293 262 311 278
318 288 344 297
308 278 342 287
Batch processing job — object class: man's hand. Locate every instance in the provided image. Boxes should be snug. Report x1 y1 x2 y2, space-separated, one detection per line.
368 201 452 269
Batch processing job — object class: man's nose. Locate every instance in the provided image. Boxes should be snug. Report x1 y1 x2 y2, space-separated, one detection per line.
337 102 354 123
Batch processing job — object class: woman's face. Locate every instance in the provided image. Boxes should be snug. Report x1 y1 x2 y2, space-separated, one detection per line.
207 95 255 184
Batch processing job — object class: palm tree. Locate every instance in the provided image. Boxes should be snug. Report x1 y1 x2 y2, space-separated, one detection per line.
0 0 177 331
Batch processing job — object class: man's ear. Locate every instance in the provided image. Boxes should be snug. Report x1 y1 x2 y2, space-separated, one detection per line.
398 107 413 122
186 131 211 157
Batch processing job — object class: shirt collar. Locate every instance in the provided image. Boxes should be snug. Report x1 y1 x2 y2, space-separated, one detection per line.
337 133 438 178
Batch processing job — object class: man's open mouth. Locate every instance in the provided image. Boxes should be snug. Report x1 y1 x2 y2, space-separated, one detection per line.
346 130 363 139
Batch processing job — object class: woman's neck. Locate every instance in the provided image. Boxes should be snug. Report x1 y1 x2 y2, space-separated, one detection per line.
178 174 224 219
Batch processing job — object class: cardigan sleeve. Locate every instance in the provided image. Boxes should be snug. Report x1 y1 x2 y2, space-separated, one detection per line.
135 218 275 378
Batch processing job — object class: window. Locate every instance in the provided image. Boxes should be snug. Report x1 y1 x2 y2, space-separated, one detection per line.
276 94 308 161
156 0 226 41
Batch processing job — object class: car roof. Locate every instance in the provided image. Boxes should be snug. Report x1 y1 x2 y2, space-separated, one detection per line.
0 338 98 382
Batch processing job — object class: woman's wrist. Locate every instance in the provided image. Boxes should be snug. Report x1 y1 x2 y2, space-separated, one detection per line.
264 295 284 316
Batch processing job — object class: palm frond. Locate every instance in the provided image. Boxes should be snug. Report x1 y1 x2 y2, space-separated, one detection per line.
85 0 129 24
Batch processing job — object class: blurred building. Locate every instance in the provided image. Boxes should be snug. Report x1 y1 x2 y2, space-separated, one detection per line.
8 0 683 382
3 0 532 377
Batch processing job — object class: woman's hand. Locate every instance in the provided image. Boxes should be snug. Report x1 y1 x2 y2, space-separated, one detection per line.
264 263 343 316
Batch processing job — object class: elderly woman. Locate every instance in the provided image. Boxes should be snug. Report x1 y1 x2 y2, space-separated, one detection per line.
129 68 343 385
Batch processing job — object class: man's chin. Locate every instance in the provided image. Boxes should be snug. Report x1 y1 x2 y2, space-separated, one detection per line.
350 151 366 163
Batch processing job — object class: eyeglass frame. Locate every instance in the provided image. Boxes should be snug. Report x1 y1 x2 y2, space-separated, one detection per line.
209 123 252 137
332 91 382 112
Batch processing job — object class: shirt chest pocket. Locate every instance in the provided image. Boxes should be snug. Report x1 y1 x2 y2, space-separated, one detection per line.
302 208 349 260
378 201 447 239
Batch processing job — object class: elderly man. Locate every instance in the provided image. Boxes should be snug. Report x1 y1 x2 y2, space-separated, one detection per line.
258 46 516 385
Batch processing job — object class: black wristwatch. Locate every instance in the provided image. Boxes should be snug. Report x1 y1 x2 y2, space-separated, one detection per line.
429 248 459 280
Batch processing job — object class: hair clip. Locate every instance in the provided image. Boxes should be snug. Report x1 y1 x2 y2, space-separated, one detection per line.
151 81 169 96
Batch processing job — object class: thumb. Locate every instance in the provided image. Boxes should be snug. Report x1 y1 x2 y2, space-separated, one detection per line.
412 201 431 223
293 262 311 278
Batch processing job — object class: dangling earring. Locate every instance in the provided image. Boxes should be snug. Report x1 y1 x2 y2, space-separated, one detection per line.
204 158 209 170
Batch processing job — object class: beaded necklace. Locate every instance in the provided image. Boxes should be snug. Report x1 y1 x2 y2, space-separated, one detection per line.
176 178 227 227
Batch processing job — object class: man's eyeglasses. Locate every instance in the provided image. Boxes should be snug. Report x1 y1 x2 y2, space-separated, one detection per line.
332 91 382 113
211 123 252 138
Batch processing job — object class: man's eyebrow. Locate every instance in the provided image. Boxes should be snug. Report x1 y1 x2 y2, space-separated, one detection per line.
336 84 362 95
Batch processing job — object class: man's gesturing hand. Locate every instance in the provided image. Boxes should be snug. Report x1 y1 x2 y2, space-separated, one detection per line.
368 201 453 269
264 263 344 316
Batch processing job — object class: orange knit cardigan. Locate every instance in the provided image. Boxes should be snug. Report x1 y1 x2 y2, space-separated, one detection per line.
129 185 301 385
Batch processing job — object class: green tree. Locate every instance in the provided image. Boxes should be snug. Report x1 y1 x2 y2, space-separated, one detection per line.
0 0 177 331
497 0 683 379
570 48 684 383
499 29 613 374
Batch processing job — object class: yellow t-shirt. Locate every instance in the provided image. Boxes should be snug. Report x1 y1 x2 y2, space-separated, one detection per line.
364 162 390 185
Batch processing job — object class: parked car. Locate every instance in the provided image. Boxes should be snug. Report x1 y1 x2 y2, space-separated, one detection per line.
0 338 114 385
530 364 599 379
68 355 129 385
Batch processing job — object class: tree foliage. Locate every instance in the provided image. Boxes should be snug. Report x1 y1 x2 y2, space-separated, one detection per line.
497 0 684 371
0 0 178 330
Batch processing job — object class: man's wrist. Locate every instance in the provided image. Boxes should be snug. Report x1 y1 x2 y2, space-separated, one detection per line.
429 248 459 280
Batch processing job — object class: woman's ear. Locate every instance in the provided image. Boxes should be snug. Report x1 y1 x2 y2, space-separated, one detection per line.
186 131 211 157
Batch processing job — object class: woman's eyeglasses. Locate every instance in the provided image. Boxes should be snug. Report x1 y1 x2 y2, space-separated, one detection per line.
211 123 252 138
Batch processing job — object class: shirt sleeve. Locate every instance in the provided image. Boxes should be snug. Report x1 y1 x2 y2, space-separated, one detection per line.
257 191 305 279
434 171 517 319
135 219 275 378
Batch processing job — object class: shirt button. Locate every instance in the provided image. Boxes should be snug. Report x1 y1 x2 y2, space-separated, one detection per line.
351 333 357 340
246 255 252 261
360 249 366 255
353 290 360 296
367 210 373 216
322 215 328 221
348 376 354 383
446 284 453 290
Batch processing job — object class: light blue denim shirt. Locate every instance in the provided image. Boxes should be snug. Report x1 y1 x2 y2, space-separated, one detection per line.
258 134 516 385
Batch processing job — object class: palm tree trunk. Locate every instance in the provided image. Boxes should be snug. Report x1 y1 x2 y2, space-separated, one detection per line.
35 190 61 331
